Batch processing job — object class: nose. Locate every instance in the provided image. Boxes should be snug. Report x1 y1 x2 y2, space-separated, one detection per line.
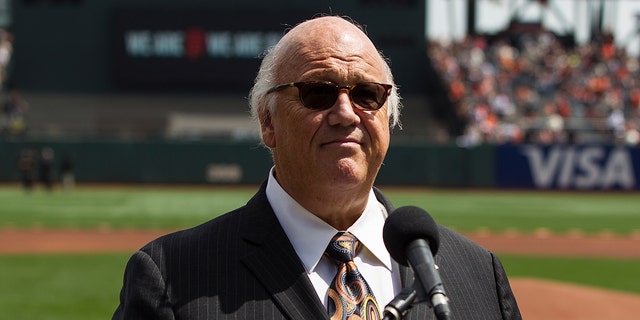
326 90 361 127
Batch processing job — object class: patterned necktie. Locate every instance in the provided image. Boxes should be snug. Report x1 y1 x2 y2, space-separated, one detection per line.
325 231 381 320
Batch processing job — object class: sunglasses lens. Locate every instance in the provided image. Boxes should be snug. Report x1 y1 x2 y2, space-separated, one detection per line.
291 82 390 110
299 83 338 110
351 83 388 110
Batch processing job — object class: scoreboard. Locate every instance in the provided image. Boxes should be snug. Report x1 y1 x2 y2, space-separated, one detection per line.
12 1 427 94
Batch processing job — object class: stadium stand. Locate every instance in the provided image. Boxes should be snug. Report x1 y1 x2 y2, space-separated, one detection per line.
428 30 640 146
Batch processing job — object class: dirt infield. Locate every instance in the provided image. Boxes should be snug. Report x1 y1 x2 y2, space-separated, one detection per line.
1 228 639 319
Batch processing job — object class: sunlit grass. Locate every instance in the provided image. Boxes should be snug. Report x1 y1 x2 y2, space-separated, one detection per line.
2 185 639 234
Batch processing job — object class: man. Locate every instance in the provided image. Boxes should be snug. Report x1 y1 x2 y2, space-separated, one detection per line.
113 16 521 320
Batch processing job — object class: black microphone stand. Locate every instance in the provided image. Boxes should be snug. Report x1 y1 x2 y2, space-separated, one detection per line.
382 282 451 320
382 287 418 320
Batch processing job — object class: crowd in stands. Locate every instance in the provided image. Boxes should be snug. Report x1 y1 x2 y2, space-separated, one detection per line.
0 28 28 137
428 30 640 146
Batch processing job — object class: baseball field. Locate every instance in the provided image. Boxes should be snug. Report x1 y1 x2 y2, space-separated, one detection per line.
1 184 639 319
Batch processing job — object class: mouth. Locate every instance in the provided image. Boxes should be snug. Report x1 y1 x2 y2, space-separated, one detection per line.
321 138 362 148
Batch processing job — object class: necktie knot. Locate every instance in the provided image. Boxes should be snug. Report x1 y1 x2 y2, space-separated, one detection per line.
325 231 360 263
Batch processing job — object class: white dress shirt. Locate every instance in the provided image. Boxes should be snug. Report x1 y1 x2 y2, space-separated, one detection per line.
265 168 402 313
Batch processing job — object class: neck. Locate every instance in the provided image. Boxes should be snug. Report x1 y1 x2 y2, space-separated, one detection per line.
275 175 372 230
271 163 377 229
309 192 369 230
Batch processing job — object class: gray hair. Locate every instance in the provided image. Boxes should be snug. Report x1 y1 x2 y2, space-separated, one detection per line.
248 38 402 138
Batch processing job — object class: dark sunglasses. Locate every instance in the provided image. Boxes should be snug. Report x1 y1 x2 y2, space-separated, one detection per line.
266 81 393 111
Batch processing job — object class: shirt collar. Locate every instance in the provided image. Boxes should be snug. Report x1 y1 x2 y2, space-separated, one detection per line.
266 168 392 274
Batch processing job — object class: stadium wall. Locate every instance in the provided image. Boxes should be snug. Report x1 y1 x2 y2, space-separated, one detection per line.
2 140 638 190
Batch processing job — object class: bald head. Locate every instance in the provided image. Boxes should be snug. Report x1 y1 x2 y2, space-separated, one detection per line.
282 16 370 46
274 17 384 76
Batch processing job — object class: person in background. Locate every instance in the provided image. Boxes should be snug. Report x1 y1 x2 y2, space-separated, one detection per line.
17 148 37 192
113 16 521 320
38 147 55 191
60 152 75 191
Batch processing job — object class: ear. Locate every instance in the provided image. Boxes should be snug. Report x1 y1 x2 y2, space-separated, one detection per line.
260 109 276 148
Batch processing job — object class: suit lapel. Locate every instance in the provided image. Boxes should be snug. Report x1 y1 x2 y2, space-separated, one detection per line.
239 184 328 320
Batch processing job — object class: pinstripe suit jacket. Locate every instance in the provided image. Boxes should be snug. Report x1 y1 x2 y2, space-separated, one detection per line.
113 183 521 319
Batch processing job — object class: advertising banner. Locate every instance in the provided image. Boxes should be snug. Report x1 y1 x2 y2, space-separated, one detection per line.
495 144 639 190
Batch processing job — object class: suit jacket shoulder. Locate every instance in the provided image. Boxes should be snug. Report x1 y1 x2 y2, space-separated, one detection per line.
114 183 328 320
429 226 521 320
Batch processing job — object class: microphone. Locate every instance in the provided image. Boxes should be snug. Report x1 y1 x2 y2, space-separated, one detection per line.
383 206 451 320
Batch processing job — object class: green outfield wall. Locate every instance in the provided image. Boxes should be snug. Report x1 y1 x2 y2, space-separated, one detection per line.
4 140 638 190
377 143 494 187
0 140 493 187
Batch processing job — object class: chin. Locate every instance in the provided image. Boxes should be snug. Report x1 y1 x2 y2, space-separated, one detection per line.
324 162 368 187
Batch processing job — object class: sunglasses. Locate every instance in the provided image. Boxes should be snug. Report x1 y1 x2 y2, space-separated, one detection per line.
266 81 393 111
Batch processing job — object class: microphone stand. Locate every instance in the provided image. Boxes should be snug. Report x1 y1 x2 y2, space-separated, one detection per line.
382 287 418 320
382 283 450 320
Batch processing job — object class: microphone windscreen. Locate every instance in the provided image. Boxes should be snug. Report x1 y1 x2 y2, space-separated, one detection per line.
383 206 440 265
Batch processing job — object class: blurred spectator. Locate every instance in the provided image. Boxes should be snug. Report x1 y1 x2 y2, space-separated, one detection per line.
39 147 55 191
17 148 37 192
3 90 29 136
429 29 640 146
60 152 75 191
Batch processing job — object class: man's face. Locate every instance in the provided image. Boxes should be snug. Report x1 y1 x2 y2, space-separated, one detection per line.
261 19 391 196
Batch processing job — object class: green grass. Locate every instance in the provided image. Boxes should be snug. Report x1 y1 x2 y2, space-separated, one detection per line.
0 186 254 229
0 253 637 320
0 253 130 320
1 185 639 234
500 255 640 294
386 189 640 234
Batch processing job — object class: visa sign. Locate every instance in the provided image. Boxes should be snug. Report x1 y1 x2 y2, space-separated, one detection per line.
495 145 639 190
